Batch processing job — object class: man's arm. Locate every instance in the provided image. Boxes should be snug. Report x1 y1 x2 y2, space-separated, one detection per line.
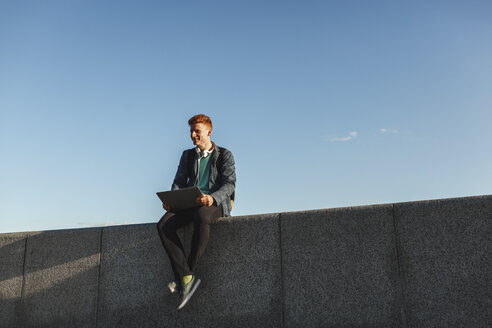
171 150 190 190
210 149 236 205
162 151 191 211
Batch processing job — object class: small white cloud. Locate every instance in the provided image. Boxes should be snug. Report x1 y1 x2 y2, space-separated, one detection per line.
380 128 398 133
330 131 358 142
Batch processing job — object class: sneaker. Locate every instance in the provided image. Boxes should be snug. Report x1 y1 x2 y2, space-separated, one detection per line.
177 276 201 310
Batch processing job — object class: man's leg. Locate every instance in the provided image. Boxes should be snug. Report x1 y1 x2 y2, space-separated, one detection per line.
188 205 223 273
156 209 195 281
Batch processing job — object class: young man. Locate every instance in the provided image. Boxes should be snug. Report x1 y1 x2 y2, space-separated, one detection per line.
156 114 236 310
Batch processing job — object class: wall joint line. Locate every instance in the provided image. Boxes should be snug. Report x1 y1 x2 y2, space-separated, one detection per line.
278 213 286 328
95 228 104 328
392 204 408 328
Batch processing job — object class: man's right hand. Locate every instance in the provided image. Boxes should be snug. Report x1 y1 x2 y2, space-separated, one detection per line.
162 203 171 211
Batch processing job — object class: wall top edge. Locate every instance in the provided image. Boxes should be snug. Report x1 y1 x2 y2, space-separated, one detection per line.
2 194 490 236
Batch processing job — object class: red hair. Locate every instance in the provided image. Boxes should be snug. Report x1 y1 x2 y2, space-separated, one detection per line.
188 114 212 130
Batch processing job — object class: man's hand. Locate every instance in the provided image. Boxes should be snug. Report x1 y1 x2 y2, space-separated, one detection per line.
162 203 171 211
196 194 214 207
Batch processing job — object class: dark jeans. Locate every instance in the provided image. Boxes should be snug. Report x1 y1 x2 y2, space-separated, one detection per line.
156 205 222 281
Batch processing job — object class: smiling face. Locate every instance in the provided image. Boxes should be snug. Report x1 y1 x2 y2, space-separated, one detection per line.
190 122 212 150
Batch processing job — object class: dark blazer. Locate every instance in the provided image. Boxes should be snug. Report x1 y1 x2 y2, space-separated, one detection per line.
171 144 236 217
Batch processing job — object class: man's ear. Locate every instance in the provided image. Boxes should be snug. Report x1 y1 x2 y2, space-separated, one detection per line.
207 129 212 136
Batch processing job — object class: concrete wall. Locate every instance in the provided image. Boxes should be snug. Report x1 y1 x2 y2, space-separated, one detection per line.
1 195 490 327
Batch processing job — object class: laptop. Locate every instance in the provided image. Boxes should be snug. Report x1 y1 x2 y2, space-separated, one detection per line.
156 187 202 211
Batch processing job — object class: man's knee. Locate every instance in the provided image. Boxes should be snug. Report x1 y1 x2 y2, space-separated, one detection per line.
193 207 218 226
157 213 176 234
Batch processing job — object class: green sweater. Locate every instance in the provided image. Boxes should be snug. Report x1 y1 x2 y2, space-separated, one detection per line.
197 154 211 194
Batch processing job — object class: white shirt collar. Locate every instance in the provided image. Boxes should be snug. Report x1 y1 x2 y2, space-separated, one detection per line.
196 144 214 158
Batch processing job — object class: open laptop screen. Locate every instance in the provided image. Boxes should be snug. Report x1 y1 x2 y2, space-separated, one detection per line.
156 187 202 211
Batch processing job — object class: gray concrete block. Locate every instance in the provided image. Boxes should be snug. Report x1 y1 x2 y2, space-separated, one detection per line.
20 266 99 328
98 260 282 328
0 270 23 328
179 260 282 328
97 263 179 327
99 216 282 327
101 223 171 268
19 228 101 327
179 214 282 327
0 232 27 266
24 228 101 268
97 223 180 327
0 233 27 328
281 205 401 328
199 213 281 265
394 195 492 328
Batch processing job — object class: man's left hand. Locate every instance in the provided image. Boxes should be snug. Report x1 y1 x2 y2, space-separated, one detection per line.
196 194 214 207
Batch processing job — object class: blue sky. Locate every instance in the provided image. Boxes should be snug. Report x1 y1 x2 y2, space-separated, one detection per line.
1 0 491 233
